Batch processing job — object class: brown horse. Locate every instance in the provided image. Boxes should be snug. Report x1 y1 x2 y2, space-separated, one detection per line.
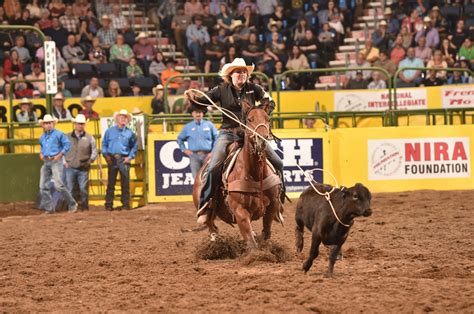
192 99 283 250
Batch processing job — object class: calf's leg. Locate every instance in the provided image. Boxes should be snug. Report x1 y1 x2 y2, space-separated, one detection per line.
326 243 343 277
303 231 322 273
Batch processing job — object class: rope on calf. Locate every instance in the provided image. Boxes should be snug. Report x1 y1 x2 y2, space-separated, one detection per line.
185 89 349 227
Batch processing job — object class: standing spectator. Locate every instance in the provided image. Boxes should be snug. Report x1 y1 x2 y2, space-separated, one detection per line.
398 47 424 87
126 57 144 79
149 51 166 83
415 36 433 64
402 8 423 35
242 32 265 65
185 0 204 17
12 36 31 64
102 109 138 211
52 93 72 121
65 114 97 212
88 36 107 64
458 38 474 65
157 0 178 40
106 80 122 97
133 32 155 76
415 16 439 49
426 50 448 80
367 71 387 89
25 62 46 95
177 104 218 179
373 50 396 80
62 34 86 64
429 6 447 36
84 8 101 35
109 34 133 77
60 5 79 34
186 15 210 71
110 4 128 33
44 17 69 50
171 6 192 52
256 0 277 29
384 7 400 37
97 15 118 50
48 0 66 18
161 59 182 94
80 96 99 119
38 114 77 214
151 84 166 114
16 98 38 123
81 76 104 98
204 32 226 73
390 35 406 66
3 49 24 78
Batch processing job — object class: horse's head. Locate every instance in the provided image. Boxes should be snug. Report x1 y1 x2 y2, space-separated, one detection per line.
242 98 272 153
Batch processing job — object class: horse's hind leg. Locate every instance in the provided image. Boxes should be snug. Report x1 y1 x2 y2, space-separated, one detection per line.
234 205 258 250
295 217 305 253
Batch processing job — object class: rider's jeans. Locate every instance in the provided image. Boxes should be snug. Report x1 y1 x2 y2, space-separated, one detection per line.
199 130 283 209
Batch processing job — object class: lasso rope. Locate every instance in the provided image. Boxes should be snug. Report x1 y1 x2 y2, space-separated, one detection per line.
185 89 351 228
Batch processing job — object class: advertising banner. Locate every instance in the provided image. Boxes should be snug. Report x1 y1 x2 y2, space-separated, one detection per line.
152 137 324 198
334 89 427 111
441 86 474 108
368 137 470 180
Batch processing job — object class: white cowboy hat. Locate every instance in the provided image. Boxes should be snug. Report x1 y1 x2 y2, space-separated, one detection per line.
131 107 143 115
379 20 388 26
38 114 58 126
53 93 65 100
384 7 392 14
19 97 32 105
423 16 431 23
219 58 254 77
136 32 148 40
152 84 164 95
230 19 243 29
101 14 111 20
81 95 96 104
72 114 88 124
113 109 132 120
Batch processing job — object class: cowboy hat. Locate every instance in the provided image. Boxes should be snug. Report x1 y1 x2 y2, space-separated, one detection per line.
101 14 111 20
113 109 132 120
230 19 243 29
384 7 392 14
131 107 143 115
379 20 388 26
38 114 58 126
152 84 164 95
81 95 96 104
423 16 431 23
19 97 32 105
219 58 254 77
72 114 88 124
136 32 148 40
53 93 65 100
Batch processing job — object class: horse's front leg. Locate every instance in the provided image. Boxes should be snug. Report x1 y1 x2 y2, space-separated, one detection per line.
234 204 258 250
262 201 275 241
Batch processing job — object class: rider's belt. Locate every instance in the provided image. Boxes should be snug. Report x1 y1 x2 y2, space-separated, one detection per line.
194 150 210 155
113 154 128 159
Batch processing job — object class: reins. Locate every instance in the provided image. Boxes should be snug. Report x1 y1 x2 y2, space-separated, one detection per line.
185 89 351 228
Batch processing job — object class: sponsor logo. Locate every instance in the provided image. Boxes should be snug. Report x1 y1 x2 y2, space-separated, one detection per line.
369 138 470 180
154 138 323 196
442 86 474 108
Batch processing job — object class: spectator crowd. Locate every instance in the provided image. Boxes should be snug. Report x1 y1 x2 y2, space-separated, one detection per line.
0 0 473 111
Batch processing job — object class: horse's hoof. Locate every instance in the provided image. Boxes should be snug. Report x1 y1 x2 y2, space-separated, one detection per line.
209 233 218 242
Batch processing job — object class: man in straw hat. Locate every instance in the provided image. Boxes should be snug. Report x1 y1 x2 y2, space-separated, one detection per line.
80 96 99 120
185 58 285 224
65 114 98 211
133 32 155 76
52 92 72 121
38 114 77 214
102 109 138 211
16 98 38 123
97 14 118 50
177 104 218 179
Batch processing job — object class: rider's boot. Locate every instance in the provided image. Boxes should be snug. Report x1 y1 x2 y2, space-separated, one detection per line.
197 198 214 224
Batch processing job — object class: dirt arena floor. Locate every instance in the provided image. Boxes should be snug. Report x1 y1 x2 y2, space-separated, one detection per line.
1 190 473 312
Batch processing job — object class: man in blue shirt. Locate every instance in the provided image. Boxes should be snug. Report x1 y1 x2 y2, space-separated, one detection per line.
177 104 218 179
39 114 77 214
102 109 138 211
